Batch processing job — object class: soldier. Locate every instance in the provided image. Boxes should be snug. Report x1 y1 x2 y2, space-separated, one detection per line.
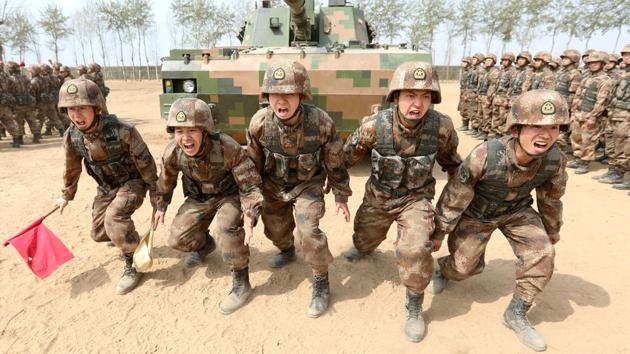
153 98 263 314
29 64 50 137
343 61 461 342
464 53 485 137
568 51 614 174
59 65 74 82
77 64 93 81
580 49 596 78
6 61 40 144
430 90 569 352
40 64 67 135
52 78 158 295
605 53 622 81
507 51 533 109
549 57 561 72
528 51 556 91
89 63 110 99
474 54 500 140
0 61 21 147
556 49 582 152
246 60 352 318
490 52 516 138
457 56 472 131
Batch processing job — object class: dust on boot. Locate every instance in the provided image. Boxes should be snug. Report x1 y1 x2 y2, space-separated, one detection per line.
503 296 547 352
219 267 253 315
404 289 426 342
307 273 330 318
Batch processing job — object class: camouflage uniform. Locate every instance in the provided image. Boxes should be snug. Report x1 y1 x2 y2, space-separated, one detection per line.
156 98 263 271
606 45 630 183
89 63 110 99
457 57 471 130
570 52 614 168
0 62 20 146
507 51 533 107
477 54 500 136
59 65 74 83
6 61 40 140
464 53 484 134
58 79 158 255
580 49 596 79
556 49 582 151
40 65 67 135
529 51 556 91
490 53 516 136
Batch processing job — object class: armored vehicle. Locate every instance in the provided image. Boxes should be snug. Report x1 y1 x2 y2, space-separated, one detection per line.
159 0 431 142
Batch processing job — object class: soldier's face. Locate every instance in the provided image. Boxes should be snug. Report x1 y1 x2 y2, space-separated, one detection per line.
484 58 494 67
501 59 510 68
517 58 527 67
588 61 602 72
174 127 203 156
516 125 561 156
472 58 479 65
397 89 432 120
533 59 543 68
605 62 616 70
269 93 301 120
622 53 630 65
561 57 573 67
68 106 97 130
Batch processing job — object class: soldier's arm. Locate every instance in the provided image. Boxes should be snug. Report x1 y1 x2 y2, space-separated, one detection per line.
590 79 613 120
544 72 556 89
569 71 581 93
246 111 267 173
535 154 568 235
342 114 377 167
436 114 463 178
321 113 352 202
223 136 264 217
521 72 532 92
155 140 180 212
61 133 83 201
126 126 158 191
572 81 584 113
433 144 486 240
487 70 499 99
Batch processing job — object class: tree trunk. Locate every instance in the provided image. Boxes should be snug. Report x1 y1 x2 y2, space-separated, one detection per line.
613 25 622 52
54 40 59 62
142 30 151 80
97 31 108 78
117 31 126 81
566 33 573 48
550 27 557 53
80 38 87 65
89 37 95 63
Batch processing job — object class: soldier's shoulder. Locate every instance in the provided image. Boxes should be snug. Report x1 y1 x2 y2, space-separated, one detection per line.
306 104 333 123
218 132 242 152
249 107 270 130
161 139 179 159
432 109 455 127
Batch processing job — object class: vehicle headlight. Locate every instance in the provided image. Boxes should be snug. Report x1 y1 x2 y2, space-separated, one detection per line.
164 80 173 93
183 80 195 93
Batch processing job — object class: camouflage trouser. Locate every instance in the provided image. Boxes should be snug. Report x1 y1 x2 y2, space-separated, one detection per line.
570 112 604 161
262 182 333 273
491 95 510 135
168 194 249 271
479 96 493 133
12 105 40 136
91 179 147 255
458 91 468 122
609 113 630 172
352 183 435 294
438 207 555 303
463 92 478 126
470 98 483 130
0 106 19 137
39 103 66 132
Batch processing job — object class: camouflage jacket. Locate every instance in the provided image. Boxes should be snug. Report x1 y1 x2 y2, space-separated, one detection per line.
494 66 516 96
572 70 613 120
30 75 51 104
434 136 567 240
529 67 556 90
459 67 470 92
555 65 581 109
156 134 263 215
7 72 35 106
247 104 351 202
61 115 158 200
466 64 482 92
605 68 623 83
478 66 499 98
519 67 537 93
344 107 461 201
609 66 630 116
0 71 13 105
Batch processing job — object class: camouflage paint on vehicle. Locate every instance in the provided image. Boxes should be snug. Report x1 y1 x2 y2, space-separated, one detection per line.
159 0 431 143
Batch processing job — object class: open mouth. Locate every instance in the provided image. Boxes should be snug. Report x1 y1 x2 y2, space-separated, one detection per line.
407 110 421 118
532 141 549 152
277 107 289 116
182 142 196 153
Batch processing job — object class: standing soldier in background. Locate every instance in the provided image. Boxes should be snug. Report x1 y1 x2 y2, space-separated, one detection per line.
568 51 613 174
528 51 556 91
0 61 21 148
475 54 499 140
77 65 93 81
507 51 533 110
457 57 471 131
464 53 484 137
7 61 40 144
41 64 67 135
30 64 57 140
59 65 74 82
580 49 595 78
556 49 582 152
89 63 110 100
490 52 516 138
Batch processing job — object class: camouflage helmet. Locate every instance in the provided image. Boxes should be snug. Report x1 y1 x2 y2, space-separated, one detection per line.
77 64 88 75
533 51 552 63
501 52 516 62
549 57 561 69
484 53 497 63
166 98 215 134
507 89 570 131
386 61 441 104
261 60 311 100
585 51 606 64
621 43 630 54
473 53 485 62
517 51 533 63
560 49 580 64
582 48 595 59
60 65 71 74
58 78 106 113
88 63 101 73
29 64 42 75
42 64 53 74
462 56 471 64
608 53 619 63
6 61 20 73
52 62 62 71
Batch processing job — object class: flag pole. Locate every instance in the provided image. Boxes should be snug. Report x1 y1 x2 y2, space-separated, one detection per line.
42 206 60 220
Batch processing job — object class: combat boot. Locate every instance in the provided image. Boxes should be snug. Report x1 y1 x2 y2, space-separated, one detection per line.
574 160 590 174
219 267 252 315
11 136 21 148
427 262 447 295
612 181 630 190
464 128 479 136
32 133 41 144
0 127 6 137
343 247 370 262
184 232 216 268
268 245 296 268
43 127 52 136
115 255 142 295
598 168 624 184
503 296 547 351
307 273 330 318
592 167 612 180
457 122 469 131
17 136 24 145
404 289 426 342
566 158 582 169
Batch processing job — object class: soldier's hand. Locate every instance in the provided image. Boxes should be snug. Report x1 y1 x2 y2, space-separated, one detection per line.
54 197 68 215
548 233 560 244
153 210 165 230
585 118 596 130
335 202 351 223
431 239 443 252
243 212 255 246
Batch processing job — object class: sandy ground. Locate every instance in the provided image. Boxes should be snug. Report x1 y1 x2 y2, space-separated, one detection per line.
0 80 628 354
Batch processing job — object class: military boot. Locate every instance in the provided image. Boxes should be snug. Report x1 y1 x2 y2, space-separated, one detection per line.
457 121 469 131
592 167 612 180
11 136 21 148
598 168 624 184
503 296 547 351
184 232 216 268
307 273 330 318
17 136 24 145
0 127 6 138
404 289 426 342
343 247 370 262
43 126 53 136
268 245 296 268
566 158 582 169
612 181 630 190
115 255 142 295
427 262 447 295
219 267 252 315
574 160 590 174
32 133 41 144
464 128 479 136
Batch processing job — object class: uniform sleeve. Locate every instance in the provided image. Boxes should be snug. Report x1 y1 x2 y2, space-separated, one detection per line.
590 78 613 120
487 69 500 98
342 115 377 168
321 112 352 202
155 140 180 212
61 133 83 201
246 111 267 174
572 78 585 113
127 126 158 191
535 154 568 235
223 137 264 217
522 71 534 92
436 114 462 178
543 71 556 89
569 71 581 93
433 143 487 240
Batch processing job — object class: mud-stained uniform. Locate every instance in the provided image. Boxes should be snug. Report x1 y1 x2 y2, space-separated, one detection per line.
7 71 40 136
0 70 19 137
491 65 516 135
61 114 158 255
434 137 567 303
344 107 461 294
247 104 351 272
156 134 263 271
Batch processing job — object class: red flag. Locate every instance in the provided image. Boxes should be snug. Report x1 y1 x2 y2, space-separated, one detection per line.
4 217 73 279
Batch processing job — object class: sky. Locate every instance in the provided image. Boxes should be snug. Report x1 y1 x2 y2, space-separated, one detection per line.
3 0 630 66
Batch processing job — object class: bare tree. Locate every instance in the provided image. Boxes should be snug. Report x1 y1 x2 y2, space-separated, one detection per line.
356 0 404 44
578 0 606 49
97 0 130 80
38 4 72 62
496 2 523 54
5 11 35 62
455 0 478 56
407 0 444 57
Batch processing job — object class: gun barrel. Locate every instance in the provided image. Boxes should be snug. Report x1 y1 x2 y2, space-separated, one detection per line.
284 0 309 41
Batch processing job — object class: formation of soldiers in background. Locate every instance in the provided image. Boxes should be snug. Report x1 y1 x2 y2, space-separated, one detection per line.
0 61 109 148
458 44 630 192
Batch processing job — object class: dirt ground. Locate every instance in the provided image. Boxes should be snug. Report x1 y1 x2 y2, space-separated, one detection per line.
0 80 628 353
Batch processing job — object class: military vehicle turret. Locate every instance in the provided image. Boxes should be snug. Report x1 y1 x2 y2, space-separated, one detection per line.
159 0 431 142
